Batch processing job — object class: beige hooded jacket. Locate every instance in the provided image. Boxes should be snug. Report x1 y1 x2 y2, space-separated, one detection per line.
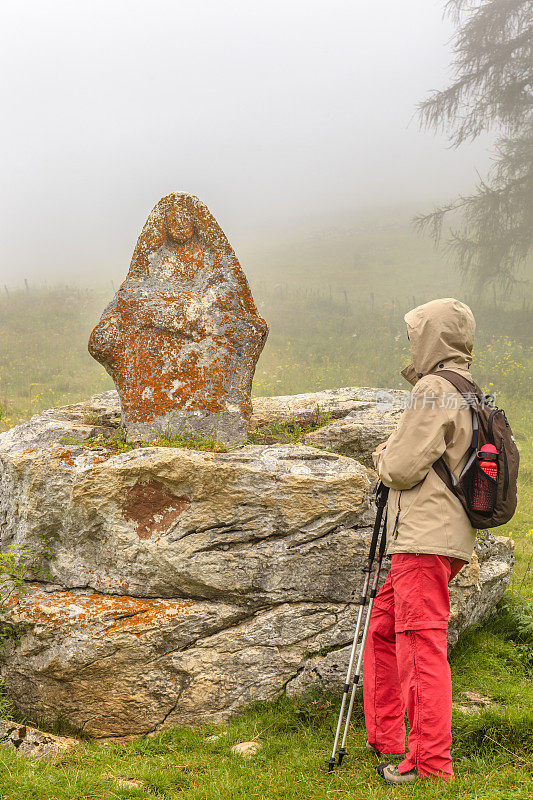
373 298 477 562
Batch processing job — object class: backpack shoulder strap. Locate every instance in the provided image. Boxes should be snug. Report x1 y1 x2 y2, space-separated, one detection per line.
433 369 481 398
433 454 455 492
432 369 480 494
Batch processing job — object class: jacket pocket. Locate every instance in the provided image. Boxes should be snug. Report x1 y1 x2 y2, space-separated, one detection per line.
389 480 426 544
396 480 424 520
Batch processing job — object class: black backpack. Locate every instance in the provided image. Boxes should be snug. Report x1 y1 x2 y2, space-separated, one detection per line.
432 370 519 530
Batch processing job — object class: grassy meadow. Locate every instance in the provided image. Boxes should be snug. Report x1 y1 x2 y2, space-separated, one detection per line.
0 214 531 797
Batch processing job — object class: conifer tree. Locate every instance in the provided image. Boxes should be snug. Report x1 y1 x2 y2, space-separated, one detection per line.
415 0 532 291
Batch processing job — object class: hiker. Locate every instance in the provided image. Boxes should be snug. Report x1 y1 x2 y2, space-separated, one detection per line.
364 297 477 784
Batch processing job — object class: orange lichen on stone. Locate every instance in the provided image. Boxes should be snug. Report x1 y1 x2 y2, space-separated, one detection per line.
57 448 75 465
121 480 190 539
88 193 268 444
13 585 195 636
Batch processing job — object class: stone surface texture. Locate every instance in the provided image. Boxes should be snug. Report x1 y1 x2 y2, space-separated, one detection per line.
88 193 268 444
250 386 406 429
0 387 514 737
303 403 404 468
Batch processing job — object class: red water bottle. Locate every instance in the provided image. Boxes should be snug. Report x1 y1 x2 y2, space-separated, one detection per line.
471 444 498 512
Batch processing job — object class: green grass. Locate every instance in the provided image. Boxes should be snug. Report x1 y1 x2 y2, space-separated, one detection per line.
61 428 230 454
0 679 13 721
0 217 531 796
246 407 332 445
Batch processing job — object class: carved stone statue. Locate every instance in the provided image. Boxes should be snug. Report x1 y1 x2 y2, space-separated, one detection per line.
89 193 268 443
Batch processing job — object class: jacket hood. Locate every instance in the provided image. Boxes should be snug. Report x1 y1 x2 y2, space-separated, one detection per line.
401 298 475 386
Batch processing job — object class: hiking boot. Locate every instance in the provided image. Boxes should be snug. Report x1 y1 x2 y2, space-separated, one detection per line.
365 741 404 759
377 763 418 784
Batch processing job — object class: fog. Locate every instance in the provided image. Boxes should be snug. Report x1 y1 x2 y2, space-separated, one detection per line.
0 0 492 285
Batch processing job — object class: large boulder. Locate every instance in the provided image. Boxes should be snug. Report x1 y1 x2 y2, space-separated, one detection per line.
0 388 514 737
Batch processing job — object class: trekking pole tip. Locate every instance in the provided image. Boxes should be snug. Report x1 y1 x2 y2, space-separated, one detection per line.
337 747 346 765
326 757 336 773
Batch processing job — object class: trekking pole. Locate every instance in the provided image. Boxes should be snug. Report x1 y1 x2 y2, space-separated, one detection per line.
326 482 389 774
336 500 388 767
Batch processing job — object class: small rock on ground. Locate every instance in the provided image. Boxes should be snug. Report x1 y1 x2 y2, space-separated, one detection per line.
103 774 144 790
0 719 78 760
454 691 495 714
231 740 262 759
206 730 229 742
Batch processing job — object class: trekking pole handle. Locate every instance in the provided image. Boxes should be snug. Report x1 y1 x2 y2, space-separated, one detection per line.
365 483 389 569
375 481 389 508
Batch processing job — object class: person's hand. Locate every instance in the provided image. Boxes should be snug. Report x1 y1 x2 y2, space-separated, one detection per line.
373 441 387 454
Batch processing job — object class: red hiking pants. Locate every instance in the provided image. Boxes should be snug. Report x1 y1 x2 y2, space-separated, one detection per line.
363 553 465 780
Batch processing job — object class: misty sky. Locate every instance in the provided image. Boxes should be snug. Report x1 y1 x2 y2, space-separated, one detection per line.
0 0 492 285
